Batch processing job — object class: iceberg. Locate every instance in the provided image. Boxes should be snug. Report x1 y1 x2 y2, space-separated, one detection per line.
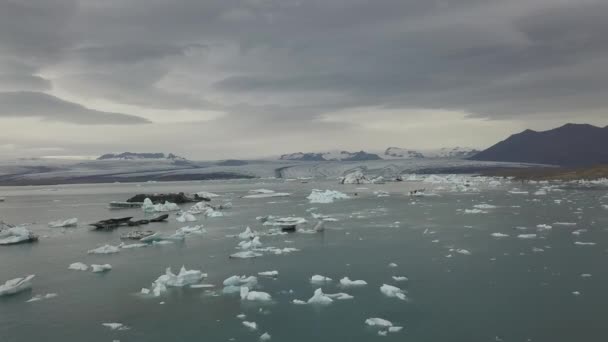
0 275 35 296
339 277 367 287
176 213 197 223
339 170 370 184
240 287 272 302
230 251 263 259
87 244 120 254
48 218 78 228
258 271 279 277
223 275 258 287
196 191 220 198
0 227 38 245
491 233 509 238
102 323 129 331
142 198 180 212
243 192 291 199
307 288 333 305
239 236 263 250
242 321 258 330
238 227 257 240
91 264 112 273
392 276 408 282
517 234 537 239
68 262 88 271
147 266 205 296
307 189 350 204
26 293 57 303
365 318 393 328
260 332 271 341
380 284 407 301
310 275 332 284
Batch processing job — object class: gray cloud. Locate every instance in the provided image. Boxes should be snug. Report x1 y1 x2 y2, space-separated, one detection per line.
0 0 607 158
0 91 150 124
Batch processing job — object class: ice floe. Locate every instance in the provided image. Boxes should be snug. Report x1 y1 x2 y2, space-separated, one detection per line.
48 218 78 228
339 277 367 287
223 275 258 288
242 321 258 330
306 288 334 305
240 287 272 302
574 241 596 246
26 293 57 303
91 264 112 273
339 170 370 184
142 198 180 212
176 212 197 222
310 275 332 284
260 332 271 341
230 251 263 259
258 271 279 277
87 244 120 254
144 266 206 297
0 227 38 245
380 284 407 301
307 189 350 204
392 276 408 282
491 233 509 238
0 275 35 296
517 234 537 239
68 262 89 271
102 323 129 331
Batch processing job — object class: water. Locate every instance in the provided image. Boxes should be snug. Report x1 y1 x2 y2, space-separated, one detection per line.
1 179 607 342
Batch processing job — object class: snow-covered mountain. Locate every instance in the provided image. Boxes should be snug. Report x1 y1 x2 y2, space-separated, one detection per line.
424 147 480 159
383 147 425 159
97 152 188 162
279 150 382 162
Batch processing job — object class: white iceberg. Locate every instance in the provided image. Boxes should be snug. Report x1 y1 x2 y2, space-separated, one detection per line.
68 262 88 271
491 233 509 238
196 191 220 198
310 275 332 284
0 275 35 296
258 271 278 277
307 288 333 305
239 236 262 250
307 189 350 204
339 277 367 287
0 227 38 245
240 287 272 302
517 234 537 239
392 276 408 282
87 244 120 254
238 227 257 240
48 218 78 228
176 213 197 223
26 293 57 303
242 321 258 330
102 323 129 331
142 198 180 212
230 251 263 259
146 266 205 296
339 170 370 184
260 332 271 341
365 318 393 328
91 264 112 273
223 275 258 287
380 284 407 301
243 192 291 199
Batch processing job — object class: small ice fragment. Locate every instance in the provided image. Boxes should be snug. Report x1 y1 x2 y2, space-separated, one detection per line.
230 251 262 259
48 218 78 228
392 276 408 282
307 288 333 305
68 262 88 271
0 275 35 296
517 234 537 239
258 271 278 277
310 275 332 284
388 263 398 268
581 274 592 278
242 321 258 330
237 314 246 319
574 241 596 246
260 332 271 341
456 249 471 255
491 233 509 238
380 284 407 301
91 264 112 273
388 326 403 333
176 213 196 223
339 277 367 287
572 291 581 296
365 318 392 328
102 323 129 331
87 244 120 254
240 287 272 302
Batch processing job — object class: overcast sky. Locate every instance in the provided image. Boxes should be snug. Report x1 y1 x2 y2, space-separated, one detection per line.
1 0 607 160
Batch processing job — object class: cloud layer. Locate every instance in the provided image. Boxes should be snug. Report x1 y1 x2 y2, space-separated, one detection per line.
1 0 607 158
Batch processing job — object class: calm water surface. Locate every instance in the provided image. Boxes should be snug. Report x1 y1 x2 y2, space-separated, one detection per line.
0 179 607 342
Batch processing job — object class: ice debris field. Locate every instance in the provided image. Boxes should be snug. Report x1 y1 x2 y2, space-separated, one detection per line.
0 174 607 342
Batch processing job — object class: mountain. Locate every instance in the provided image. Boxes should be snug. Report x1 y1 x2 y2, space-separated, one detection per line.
279 150 382 162
383 147 425 159
470 123 608 166
97 152 188 162
425 147 480 159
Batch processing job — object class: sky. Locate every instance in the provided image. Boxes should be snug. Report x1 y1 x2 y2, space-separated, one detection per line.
1 0 607 160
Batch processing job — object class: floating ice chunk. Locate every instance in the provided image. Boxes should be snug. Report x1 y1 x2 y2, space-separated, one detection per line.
392 276 408 282
313 221 325 232
0 226 38 245
238 227 257 240
292 299 307 305
310 275 332 284
152 240 174 245
365 318 393 328
553 222 577 226
68 262 88 271
339 277 367 287
388 326 403 333
378 330 388 336
534 190 547 196
388 263 398 268
240 287 272 302
230 251 263 259
242 321 258 330
258 271 279 277
197 191 219 198
581 274 592 278
517 234 537 239
325 292 354 300
339 170 370 184
149 266 205 296
380 284 407 301
572 291 581 296
536 224 552 230
307 189 350 204
142 198 180 212
223 275 258 287
26 293 57 303
102 323 129 331
473 204 497 209
87 244 120 254
243 192 290 199
239 236 262 250
120 242 148 249
91 264 112 273
175 225 206 236
574 241 596 246
237 314 246 319
0 275 35 296
508 190 529 195
464 209 487 214
140 288 150 295
491 233 509 238
456 249 472 255
250 189 276 194
260 332 271 341
176 213 197 223
307 288 333 305
48 218 78 228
